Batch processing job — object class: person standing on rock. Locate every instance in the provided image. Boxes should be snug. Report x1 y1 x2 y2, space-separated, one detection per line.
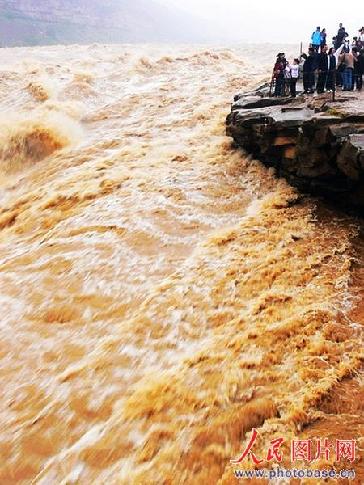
353 47 363 90
320 28 327 52
357 48 364 90
302 48 316 94
301 54 309 92
334 43 345 87
334 23 347 49
339 47 354 91
326 48 337 91
316 44 330 93
358 28 364 49
311 27 322 52
353 47 360 89
283 61 292 96
273 53 285 96
288 59 300 97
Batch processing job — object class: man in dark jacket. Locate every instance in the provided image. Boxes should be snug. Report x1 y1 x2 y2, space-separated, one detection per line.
316 44 330 93
335 23 347 49
355 48 364 90
302 48 317 93
326 48 337 91
273 53 285 96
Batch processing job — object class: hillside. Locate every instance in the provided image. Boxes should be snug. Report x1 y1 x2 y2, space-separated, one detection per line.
0 0 211 46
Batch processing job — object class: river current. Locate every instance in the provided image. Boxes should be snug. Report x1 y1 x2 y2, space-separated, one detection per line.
0 43 362 484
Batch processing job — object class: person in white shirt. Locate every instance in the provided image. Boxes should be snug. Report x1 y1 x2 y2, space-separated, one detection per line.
288 59 300 97
334 43 345 87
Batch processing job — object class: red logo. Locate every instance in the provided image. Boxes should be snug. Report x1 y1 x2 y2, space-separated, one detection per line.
231 429 357 465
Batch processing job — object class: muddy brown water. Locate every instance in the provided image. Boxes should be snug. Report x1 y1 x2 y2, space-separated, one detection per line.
0 43 362 484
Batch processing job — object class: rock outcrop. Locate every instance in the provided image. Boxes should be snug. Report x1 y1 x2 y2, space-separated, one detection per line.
227 88 364 213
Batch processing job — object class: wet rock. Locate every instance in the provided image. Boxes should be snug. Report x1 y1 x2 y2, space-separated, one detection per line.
226 88 364 213
234 82 271 101
328 124 364 140
232 96 294 110
337 134 364 180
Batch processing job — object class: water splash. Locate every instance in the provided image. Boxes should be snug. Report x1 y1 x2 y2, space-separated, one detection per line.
0 43 362 484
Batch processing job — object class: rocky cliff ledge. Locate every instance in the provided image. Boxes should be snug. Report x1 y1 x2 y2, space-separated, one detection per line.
226 87 364 213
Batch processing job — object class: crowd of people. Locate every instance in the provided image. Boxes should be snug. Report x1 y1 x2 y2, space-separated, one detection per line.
273 24 364 97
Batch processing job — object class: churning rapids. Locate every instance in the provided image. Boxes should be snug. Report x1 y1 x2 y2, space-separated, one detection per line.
0 43 363 484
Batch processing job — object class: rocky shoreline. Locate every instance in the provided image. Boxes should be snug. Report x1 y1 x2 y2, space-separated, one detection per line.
226 86 364 213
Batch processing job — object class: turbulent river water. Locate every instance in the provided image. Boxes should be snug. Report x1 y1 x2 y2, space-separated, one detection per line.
0 43 363 484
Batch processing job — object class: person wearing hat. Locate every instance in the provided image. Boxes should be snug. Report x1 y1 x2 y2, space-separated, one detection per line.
273 53 286 96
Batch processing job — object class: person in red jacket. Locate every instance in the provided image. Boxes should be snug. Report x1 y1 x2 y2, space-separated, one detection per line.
273 53 286 96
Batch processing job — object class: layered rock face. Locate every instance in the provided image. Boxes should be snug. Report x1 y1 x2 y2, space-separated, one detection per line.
227 89 364 212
